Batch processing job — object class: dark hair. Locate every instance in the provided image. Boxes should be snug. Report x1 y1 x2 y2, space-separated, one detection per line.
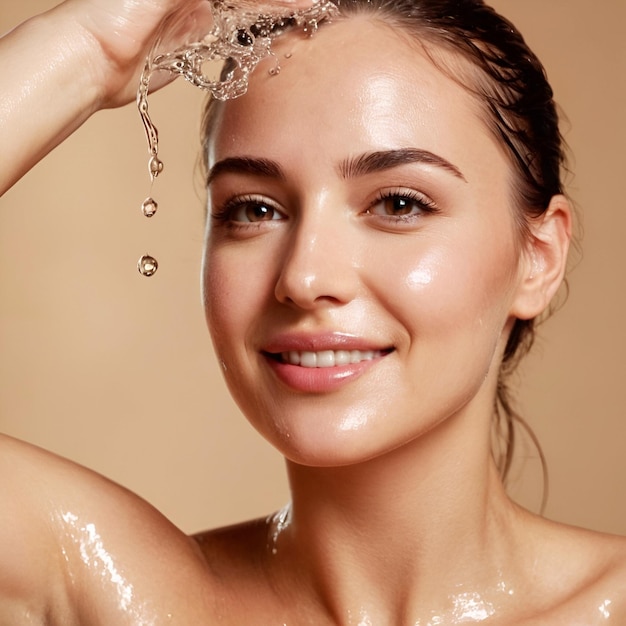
202 0 567 494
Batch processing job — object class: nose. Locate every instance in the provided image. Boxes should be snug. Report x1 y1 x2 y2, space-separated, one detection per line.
274 212 359 310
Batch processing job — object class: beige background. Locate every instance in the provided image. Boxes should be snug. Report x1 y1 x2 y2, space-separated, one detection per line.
1 1 624 535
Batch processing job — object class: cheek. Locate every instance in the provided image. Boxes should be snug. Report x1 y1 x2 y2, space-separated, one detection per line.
375 228 521 338
202 235 280 368
202 243 248 358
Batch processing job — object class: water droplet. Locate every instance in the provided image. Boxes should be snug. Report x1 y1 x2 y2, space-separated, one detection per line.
268 65 281 76
235 29 254 46
148 156 164 180
284 52 293 59
138 255 158 277
141 197 158 218
266 502 292 556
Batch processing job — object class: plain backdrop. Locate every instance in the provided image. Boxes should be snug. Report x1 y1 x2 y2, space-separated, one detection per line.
1 1 625 535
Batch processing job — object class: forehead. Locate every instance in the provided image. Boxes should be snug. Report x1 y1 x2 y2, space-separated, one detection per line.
208 16 508 186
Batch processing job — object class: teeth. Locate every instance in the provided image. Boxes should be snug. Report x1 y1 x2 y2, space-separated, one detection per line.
280 349 381 368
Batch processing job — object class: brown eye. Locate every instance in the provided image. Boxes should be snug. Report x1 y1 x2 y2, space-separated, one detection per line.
381 196 417 216
229 199 283 223
368 191 438 219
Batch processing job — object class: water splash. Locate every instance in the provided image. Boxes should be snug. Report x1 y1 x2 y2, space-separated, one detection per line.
137 0 337 172
135 0 337 276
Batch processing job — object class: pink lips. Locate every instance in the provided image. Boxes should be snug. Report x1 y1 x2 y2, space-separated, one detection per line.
261 333 392 393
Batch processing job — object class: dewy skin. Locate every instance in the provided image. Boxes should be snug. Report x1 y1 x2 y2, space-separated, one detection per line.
135 0 337 276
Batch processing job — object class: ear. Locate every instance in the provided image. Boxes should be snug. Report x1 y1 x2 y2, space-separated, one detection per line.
511 194 572 320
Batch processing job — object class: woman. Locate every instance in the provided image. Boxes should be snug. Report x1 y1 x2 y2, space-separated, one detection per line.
1 0 625 623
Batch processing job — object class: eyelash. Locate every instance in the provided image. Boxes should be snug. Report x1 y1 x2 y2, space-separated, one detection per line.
211 195 284 225
365 189 439 222
211 188 439 229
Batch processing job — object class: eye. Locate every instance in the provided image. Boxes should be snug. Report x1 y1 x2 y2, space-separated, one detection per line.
216 196 284 223
367 190 438 219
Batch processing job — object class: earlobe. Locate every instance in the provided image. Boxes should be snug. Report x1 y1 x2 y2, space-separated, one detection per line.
511 194 572 320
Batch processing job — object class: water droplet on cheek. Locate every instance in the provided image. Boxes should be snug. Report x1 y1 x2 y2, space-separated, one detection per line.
138 255 158 277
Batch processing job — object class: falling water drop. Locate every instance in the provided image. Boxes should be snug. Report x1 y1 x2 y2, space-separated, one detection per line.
138 255 158 277
141 197 158 218
148 156 164 180
133 0 337 276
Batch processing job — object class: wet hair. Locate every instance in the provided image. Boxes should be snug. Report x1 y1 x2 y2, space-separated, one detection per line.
202 0 567 494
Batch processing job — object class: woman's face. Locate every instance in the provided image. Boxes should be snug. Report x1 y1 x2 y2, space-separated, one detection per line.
202 17 528 466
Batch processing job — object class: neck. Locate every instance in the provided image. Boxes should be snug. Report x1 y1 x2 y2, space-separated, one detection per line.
273 410 525 623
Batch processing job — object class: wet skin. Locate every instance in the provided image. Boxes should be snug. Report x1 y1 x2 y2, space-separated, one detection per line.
204 18 526 468
196 15 626 625
2 11 626 626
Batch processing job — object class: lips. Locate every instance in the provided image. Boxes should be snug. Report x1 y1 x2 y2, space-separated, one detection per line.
261 335 393 393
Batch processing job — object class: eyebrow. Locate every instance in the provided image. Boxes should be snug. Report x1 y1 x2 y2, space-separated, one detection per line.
339 148 467 182
206 148 467 185
206 157 286 185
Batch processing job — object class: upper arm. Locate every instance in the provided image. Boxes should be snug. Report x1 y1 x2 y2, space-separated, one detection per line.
0 434 76 624
0 433 218 625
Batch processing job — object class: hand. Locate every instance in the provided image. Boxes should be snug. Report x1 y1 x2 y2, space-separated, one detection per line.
67 0 316 109
64 0 214 108
0 0 315 194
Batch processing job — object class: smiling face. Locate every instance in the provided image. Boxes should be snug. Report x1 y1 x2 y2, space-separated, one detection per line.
202 16 530 466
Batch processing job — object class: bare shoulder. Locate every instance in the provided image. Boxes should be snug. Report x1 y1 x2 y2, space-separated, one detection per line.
524 514 626 623
578 529 626 620
0 433 219 625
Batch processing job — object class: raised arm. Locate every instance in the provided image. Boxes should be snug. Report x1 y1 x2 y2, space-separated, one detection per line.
0 0 211 196
0 433 220 625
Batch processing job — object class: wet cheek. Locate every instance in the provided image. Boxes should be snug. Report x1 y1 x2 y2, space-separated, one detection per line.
402 253 468 329
389 247 450 310
386 240 515 331
403 249 442 291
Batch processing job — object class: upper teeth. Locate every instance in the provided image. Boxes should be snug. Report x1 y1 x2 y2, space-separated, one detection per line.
280 350 381 368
